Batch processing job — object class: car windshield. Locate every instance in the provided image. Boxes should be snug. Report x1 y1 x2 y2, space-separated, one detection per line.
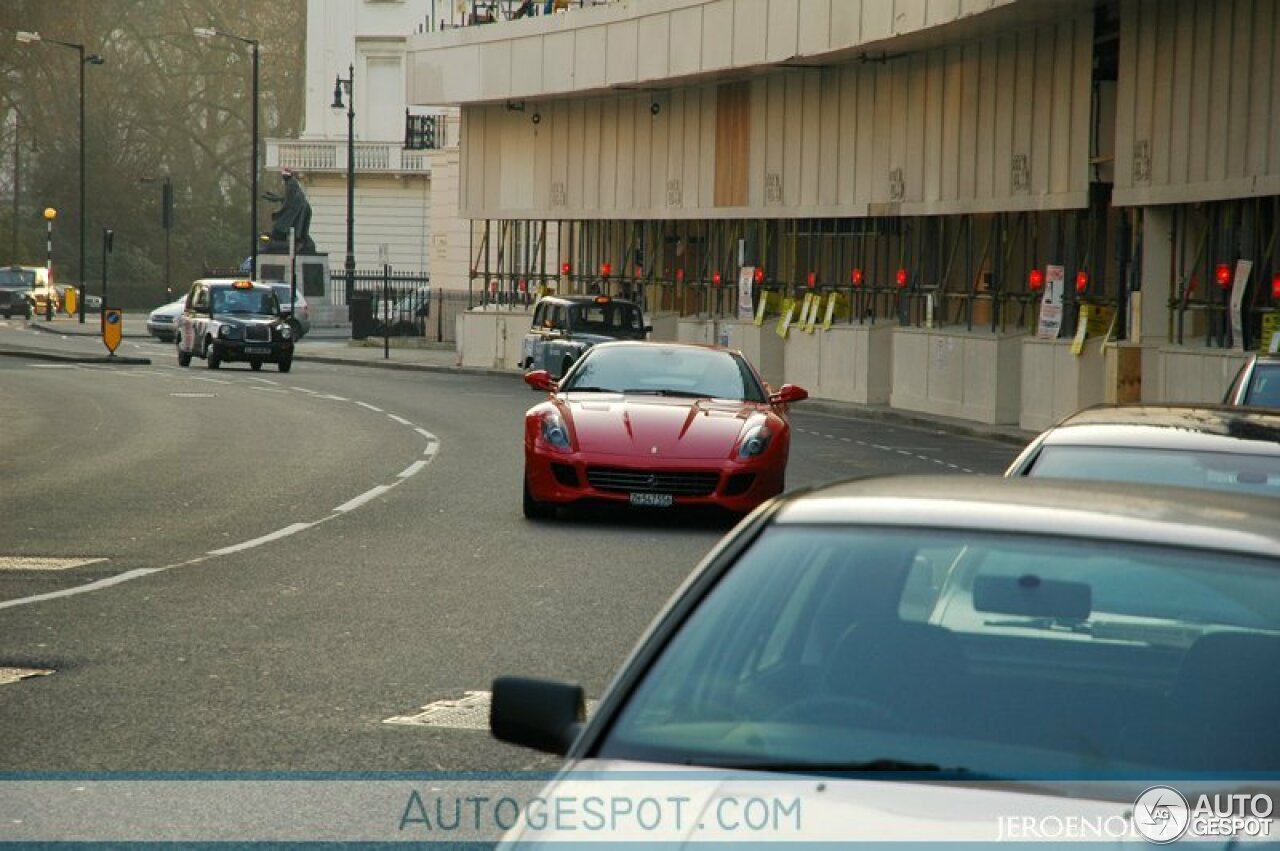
568 302 643 336
560 346 767 402
597 525 1280 775
1026 445 1280 498
0 269 35 287
270 286 300 305
211 288 278 315
1245 364 1280 406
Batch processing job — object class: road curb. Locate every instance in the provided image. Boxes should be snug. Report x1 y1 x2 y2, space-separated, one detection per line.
0 347 151 365
293 353 522 380
26 320 153 341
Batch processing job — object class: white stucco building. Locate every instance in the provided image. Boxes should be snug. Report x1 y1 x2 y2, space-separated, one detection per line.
264 0 460 298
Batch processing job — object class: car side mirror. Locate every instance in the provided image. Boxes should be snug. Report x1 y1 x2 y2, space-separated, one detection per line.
770 384 808 404
490 676 585 755
524 370 557 392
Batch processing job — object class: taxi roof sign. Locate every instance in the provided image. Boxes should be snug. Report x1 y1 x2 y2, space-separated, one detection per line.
232 280 254 289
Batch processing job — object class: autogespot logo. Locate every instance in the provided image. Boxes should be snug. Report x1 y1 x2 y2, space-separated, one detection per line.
1133 786 1191 844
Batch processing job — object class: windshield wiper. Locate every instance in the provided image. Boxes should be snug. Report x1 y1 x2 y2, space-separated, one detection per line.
562 386 619 393
622 388 712 398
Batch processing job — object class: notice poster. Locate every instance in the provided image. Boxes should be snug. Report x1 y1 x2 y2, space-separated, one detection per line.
737 267 755 320
1036 265 1065 339
1229 260 1252 351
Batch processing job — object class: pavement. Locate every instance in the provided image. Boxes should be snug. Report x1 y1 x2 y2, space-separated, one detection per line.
7 312 1037 446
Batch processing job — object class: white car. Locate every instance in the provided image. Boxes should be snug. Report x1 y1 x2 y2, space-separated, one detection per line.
490 476 1280 844
146 297 186 342
268 284 310 339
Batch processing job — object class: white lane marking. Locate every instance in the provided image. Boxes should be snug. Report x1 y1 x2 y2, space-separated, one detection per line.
0 390 442 610
414 427 436 440
187 376 232 385
249 387 289 393
318 394 348 401
293 387 319 395
397 460 428 479
387 414 411 426
0 568 162 611
27 364 77 369
207 522 313 556
334 485 392 513
356 402 383 413
247 377 279 385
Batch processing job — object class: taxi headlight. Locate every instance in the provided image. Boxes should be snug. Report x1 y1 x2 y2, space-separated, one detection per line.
278 324 293 340
218 325 240 339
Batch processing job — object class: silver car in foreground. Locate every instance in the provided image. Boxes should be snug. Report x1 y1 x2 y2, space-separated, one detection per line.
490 476 1280 844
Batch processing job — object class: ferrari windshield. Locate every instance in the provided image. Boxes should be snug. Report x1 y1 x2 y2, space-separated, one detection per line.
560 345 767 402
597 525 1280 775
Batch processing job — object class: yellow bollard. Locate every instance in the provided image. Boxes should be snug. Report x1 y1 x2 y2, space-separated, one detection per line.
63 287 77 316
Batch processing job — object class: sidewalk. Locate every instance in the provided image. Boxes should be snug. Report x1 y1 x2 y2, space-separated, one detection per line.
13 314 1035 446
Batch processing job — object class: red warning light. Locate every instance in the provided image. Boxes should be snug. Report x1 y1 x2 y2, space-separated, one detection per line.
1029 269 1044 291
851 268 864 287
895 268 908 288
1272 273 1280 300
753 267 764 285
712 272 722 286
1216 263 1232 288
675 268 685 282
600 262 612 278
561 262 571 275
1075 271 1089 294
806 272 817 288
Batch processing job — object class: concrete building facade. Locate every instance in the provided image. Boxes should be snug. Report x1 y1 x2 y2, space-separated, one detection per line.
407 0 1280 425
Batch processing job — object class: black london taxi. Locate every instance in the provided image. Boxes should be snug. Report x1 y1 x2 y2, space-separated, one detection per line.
176 278 295 372
518 294 649 378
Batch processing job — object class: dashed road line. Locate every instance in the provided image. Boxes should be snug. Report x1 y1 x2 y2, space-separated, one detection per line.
208 523 313 556
0 384 443 611
334 485 392 513
397 460 428 479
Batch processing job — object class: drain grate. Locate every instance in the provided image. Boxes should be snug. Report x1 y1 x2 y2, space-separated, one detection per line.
0 667 54 686
0 556 107 571
384 690 598 730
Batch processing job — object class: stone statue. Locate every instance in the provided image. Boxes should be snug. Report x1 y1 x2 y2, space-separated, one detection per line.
262 168 316 254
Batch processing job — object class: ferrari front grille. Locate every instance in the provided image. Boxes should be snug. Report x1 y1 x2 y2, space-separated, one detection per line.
586 467 719 496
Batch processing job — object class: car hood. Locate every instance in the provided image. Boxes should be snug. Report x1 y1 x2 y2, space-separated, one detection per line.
212 312 279 324
498 759 1145 846
561 394 765 459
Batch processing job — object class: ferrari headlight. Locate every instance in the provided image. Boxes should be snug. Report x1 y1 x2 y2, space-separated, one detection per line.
738 424 772 458
218 325 240 339
541 412 572 451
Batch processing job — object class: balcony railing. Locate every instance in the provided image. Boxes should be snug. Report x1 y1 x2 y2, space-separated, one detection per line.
266 115 457 175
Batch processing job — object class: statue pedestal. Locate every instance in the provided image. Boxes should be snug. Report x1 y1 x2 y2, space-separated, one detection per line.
257 253 331 299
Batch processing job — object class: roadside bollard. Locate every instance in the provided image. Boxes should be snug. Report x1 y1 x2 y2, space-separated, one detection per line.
45 295 53 321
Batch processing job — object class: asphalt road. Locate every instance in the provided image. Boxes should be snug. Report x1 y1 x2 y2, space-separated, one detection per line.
0 327 1020 772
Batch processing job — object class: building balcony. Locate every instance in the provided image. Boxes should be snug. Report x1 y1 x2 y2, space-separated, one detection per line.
266 113 459 176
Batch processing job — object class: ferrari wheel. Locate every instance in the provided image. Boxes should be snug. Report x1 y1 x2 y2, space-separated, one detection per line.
522 476 553 520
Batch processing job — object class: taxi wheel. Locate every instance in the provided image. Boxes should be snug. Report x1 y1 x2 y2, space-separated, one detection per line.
277 357 292 374
206 341 221 369
250 359 263 371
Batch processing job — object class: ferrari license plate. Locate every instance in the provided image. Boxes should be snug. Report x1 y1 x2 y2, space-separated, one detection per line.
244 346 271 354
630 492 674 508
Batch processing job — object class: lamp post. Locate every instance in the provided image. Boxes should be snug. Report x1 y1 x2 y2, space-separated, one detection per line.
332 65 355 304
193 26 259 279
16 31 104 324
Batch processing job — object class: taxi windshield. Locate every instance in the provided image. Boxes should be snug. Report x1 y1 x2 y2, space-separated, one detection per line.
212 288 277 315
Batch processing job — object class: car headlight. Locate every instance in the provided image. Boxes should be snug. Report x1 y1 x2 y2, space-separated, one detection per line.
218 325 240 339
540 411 572 451
278 324 293 340
737 424 772 458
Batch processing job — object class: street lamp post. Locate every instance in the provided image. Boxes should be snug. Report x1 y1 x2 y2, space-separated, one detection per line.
332 65 355 304
193 26 260 279
16 31 104 324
